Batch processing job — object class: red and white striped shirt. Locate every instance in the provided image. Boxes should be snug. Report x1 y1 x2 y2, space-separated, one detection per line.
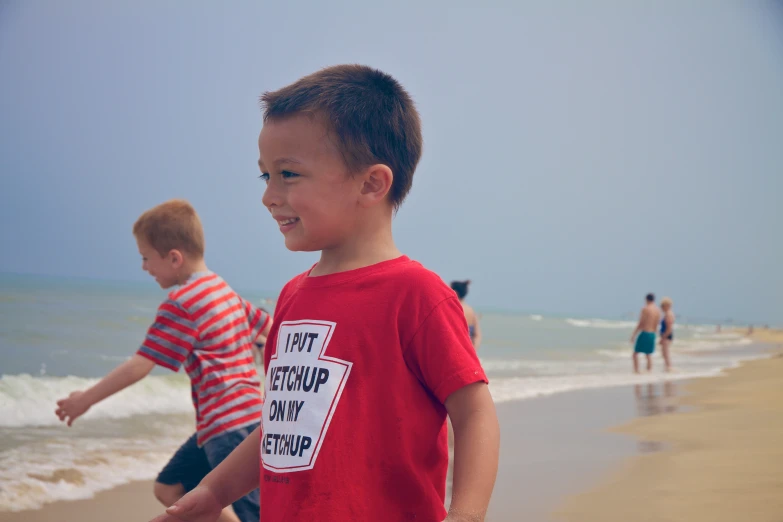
137 272 271 446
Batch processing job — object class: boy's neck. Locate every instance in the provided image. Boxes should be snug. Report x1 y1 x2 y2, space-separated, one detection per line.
178 258 210 285
311 220 401 277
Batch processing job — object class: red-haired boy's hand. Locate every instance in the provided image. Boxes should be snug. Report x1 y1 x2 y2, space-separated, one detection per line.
55 391 90 426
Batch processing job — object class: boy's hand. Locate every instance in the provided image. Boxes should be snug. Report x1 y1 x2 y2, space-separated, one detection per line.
149 486 223 522
55 391 90 426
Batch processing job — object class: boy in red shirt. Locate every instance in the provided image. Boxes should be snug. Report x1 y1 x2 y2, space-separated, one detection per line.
152 65 500 522
57 199 271 522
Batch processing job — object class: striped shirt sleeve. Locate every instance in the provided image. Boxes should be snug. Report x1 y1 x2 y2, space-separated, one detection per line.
240 298 272 342
137 299 198 371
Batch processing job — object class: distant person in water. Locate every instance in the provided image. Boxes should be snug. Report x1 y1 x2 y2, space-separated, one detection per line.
451 280 482 350
659 297 675 372
630 293 661 373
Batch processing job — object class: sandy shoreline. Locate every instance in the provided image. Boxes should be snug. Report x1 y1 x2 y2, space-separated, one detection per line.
556 349 783 522
0 480 162 522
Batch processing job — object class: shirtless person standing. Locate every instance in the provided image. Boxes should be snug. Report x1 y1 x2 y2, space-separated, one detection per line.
630 293 661 373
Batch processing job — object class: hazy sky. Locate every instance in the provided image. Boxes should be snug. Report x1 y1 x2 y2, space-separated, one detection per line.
1 1 781 324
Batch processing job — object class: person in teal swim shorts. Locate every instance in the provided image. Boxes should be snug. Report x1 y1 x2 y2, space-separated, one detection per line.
630 293 662 373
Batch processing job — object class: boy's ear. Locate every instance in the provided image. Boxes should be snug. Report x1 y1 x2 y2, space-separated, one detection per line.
168 249 184 268
358 164 393 207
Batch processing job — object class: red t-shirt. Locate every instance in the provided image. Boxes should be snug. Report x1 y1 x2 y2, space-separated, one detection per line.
261 256 488 521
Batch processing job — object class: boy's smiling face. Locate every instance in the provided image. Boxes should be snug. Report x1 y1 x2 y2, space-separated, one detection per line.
258 114 362 252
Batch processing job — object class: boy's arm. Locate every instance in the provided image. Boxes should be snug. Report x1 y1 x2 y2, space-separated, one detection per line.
402 293 494 520
56 355 155 426
444 382 499 522
150 427 261 522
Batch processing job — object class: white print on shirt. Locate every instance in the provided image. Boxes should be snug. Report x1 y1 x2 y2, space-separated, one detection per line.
261 320 352 473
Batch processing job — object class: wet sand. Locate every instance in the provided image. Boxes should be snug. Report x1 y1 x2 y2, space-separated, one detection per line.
738 327 783 345
556 352 783 522
485 384 669 521
0 480 162 522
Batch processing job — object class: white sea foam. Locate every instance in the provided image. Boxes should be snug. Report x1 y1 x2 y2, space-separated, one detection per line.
566 318 637 329
594 334 753 360
0 426 191 512
0 374 193 428
677 336 753 353
487 353 767 404
480 358 616 375
483 331 764 402
488 368 714 403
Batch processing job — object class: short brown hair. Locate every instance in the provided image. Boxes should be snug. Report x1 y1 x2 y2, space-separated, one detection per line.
260 64 423 209
132 199 205 258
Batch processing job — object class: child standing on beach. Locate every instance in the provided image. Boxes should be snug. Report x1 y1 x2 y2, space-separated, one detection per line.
56 199 271 522
150 65 500 522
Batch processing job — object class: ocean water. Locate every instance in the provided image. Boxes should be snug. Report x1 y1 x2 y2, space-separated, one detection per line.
0 273 763 512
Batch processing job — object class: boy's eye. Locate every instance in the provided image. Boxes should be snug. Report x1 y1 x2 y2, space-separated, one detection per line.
258 171 298 183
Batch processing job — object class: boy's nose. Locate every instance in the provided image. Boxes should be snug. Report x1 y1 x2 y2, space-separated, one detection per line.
261 180 282 210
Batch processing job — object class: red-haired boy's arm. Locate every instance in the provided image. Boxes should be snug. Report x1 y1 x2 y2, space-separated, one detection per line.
56 355 156 426
57 299 195 427
239 297 273 344
444 382 499 522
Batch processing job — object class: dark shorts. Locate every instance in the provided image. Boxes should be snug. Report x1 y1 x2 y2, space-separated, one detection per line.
156 432 210 491
156 423 260 522
634 331 656 355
